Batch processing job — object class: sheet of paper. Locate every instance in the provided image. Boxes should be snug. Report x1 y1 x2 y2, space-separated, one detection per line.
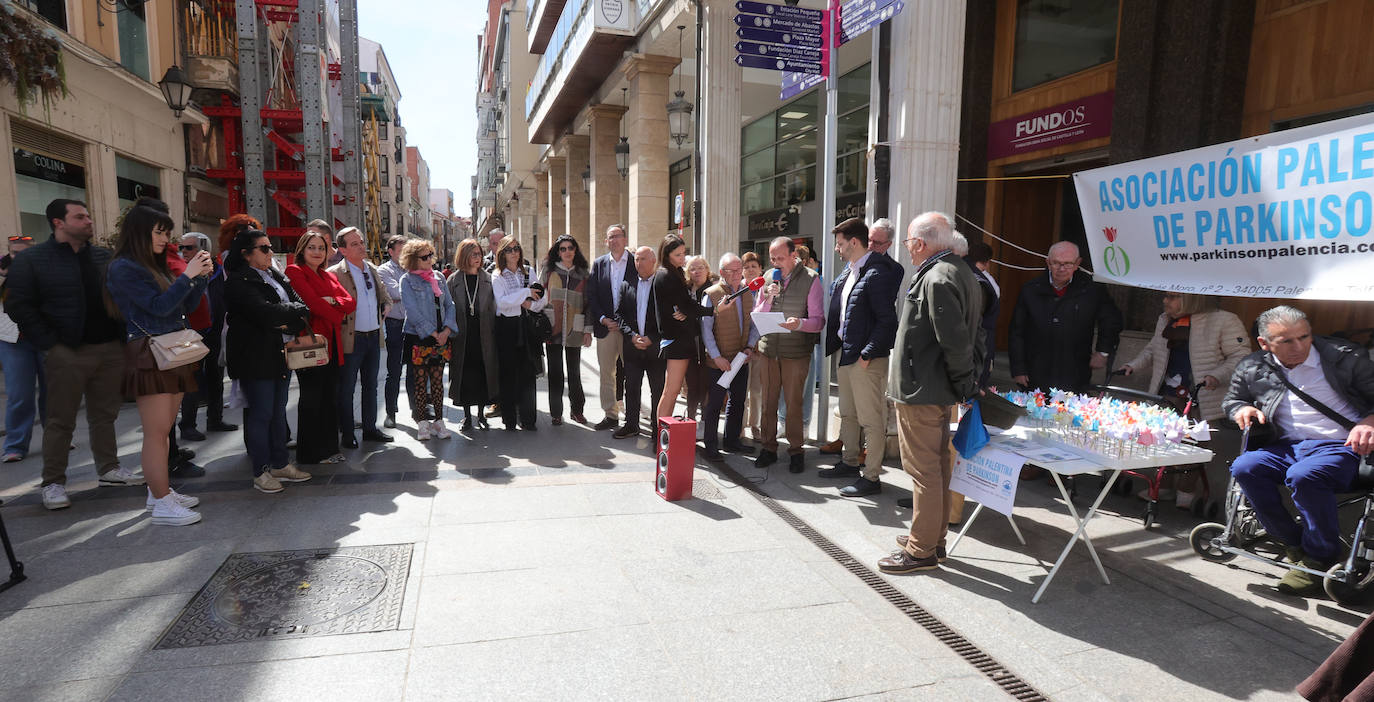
752 312 790 335
716 351 750 388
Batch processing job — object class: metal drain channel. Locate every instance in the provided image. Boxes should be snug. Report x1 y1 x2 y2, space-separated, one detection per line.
713 464 1047 702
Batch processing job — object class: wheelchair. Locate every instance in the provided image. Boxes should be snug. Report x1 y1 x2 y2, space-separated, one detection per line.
1189 427 1374 606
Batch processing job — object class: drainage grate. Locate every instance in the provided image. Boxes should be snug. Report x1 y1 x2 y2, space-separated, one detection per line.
155 543 413 649
691 479 724 500
713 463 1046 702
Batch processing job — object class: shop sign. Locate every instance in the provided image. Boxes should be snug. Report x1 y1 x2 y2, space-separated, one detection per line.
596 0 632 32
988 91 1114 161
1073 111 1374 301
748 206 797 239
835 192 864 224
117 177 161 203
13 148 85 189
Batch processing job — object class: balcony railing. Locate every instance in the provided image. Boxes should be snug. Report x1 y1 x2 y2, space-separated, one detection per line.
183 0 237 59
525 0 592 121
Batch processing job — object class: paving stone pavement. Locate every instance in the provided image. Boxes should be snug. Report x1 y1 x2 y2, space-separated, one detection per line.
0 355 1361 701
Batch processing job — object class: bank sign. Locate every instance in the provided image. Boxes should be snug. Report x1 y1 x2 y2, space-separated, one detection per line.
1073 112 1374 301
988 92 1113 161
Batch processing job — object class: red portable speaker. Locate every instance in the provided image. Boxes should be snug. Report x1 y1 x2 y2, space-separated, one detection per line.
655 416 696 501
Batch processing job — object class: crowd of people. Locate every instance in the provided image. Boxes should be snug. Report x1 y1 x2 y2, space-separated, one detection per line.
1 196 1371 597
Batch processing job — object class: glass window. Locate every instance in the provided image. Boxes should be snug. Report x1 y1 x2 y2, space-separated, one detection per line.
774 130 816 174
837 109 868 155
776 92 817 142
378 123 388 140
1013 0 1118 92
13 148 87 237
837 152 867 195
668 157 692 228
115 155 161 213
117 0 151 81
838 65 870 115
777 167 815 206
742 118 775 155
742 181 773 214
742 148 774 185
16 0 66 30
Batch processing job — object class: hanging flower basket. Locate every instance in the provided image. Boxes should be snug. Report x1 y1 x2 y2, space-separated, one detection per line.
0 0 69 113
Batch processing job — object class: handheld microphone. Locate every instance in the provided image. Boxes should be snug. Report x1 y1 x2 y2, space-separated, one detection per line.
772 268 782 283
723 276 766 303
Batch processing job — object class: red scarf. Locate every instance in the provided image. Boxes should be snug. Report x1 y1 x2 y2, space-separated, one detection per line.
414 268 442 296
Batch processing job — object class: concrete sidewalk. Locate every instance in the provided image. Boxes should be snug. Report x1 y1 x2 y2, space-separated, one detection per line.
0 354 1358 700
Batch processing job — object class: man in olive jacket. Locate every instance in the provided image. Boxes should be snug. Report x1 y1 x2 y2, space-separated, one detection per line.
878 212 984 575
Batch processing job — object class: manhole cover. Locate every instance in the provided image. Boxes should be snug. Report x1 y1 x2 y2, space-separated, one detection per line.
692 479 724 500
156 543 412 649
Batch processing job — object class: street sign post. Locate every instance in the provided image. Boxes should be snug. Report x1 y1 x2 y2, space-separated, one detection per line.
835 0 904 46
732 12 827 35
736 26 824 48
734 54 825 75
780 70 825 100
735 0 823 21
734 0 828 76
735 40 826 63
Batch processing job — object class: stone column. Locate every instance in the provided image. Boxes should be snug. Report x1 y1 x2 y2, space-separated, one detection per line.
885 1 965 268
622 54 679 249
545 155 567 253
0 118 18 236
584 104 627 259
560 134 591 254
699 0 743 263
532 171 549 253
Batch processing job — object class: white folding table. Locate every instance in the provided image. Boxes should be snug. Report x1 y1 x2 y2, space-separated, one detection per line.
945 425 1214 603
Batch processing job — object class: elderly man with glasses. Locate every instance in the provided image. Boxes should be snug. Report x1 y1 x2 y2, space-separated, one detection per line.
1007 240 1122 393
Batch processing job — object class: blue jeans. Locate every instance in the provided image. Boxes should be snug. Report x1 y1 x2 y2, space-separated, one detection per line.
383 318 412 417
241 377 290 476
338 330 382 435
0 338 45 456
1231 439 1360 562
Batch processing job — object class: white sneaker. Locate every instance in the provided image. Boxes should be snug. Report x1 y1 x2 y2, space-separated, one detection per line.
150 493 202 526
98 466 145 486
41 483 70 510
417 420 432 441
145 488 200 512
431 419 451 439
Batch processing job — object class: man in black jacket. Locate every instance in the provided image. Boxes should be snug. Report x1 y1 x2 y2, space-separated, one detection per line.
1225 306 1374 595
612 246 664 440
587 224 637 430
1008 241 1122 392
821 218 901 497
6 199 138 510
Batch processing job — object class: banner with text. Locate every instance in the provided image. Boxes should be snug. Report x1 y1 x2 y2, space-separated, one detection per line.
1072 113 1374 300
950 447 1025 517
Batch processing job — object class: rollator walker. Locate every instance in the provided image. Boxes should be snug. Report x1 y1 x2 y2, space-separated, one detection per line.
1189 426 1374 606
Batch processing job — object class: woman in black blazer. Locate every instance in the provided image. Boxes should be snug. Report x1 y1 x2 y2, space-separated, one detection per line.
653 235 710 421
223 229 310 493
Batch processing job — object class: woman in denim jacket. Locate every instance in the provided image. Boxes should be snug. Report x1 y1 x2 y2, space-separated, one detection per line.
106 202 211 526
399 239 458 440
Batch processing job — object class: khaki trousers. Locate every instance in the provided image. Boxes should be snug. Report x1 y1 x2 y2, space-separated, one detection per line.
42 341 124 486
837 358 888 480
896 403 955 557
596 332 624 419
756 355 810 455
746 357 764 440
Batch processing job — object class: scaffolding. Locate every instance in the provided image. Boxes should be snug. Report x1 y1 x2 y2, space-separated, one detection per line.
362 113 384 259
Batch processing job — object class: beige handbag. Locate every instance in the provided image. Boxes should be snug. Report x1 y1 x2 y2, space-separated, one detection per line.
284 333 330 370
132 321 210 371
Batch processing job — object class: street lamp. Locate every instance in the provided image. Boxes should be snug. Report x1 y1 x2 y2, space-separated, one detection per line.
158 64 194 118
560 188 568 206
615 138 630 179
581 164 591 194
666 26 693 147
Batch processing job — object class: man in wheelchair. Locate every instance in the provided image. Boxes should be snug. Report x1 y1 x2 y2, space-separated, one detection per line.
1224 306 1374 596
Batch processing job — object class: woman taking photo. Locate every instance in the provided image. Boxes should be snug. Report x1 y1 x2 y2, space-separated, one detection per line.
683 255 716 421
1120 292 1250 508
654 235 709 421
285 230 355 464
224 230 311 493
541 235 593 426
446 239 498 431
492 236 546 430
105 201 210 524
400 239 458 440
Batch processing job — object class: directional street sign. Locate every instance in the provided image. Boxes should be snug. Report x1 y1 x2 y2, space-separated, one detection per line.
734 0 824 21
734 54 825 75
735 40 826 63
733 12 826 35
780 70 825 100
736 26 824 49
835 0 904 46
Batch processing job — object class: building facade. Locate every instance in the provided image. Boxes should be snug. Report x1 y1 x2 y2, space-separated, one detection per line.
360 36 411 242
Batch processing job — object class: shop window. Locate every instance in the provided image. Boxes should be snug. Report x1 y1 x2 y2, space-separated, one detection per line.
742 148 774 186
836 109 869 155
837 152 867 195
775 166 815 207
1012 0 1117 92
16 0 66 30
741 181 773 214
742 118 775 154
776 92 817 142
837 65 870 115
117 0 151 81
13 148 86 237
115 155 162 212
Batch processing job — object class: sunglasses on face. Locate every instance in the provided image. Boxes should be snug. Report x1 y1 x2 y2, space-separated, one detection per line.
509 247 521 253
178 244 198 252
9 236 33 243
419 253 434 261
558 245 575 252
255 244 274 254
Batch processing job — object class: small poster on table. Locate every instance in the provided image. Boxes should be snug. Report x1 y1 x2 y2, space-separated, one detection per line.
950 447 1026 517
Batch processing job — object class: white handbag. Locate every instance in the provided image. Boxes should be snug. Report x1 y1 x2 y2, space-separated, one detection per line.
132 320 209 371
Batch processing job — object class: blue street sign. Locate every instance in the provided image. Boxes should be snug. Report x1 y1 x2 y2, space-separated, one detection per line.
734 0 824 22
836 0 904 46
838 0 900 27
736 26 824 49
735 40 825 63
733 12 825 35
780 71 825 100
734 54 825 75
